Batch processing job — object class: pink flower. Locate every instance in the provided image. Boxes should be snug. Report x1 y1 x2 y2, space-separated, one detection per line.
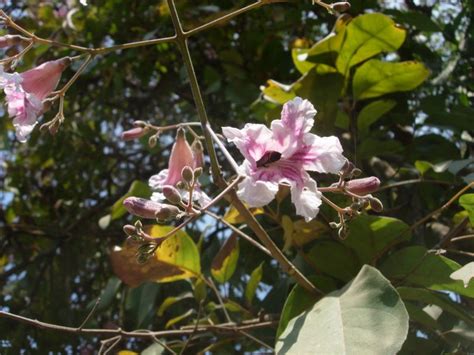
223 97 346 221
0 58 70 142
149 128 209 206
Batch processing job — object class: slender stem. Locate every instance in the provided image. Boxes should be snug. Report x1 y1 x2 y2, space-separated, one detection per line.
59 55 93 94
206 124 241 174
444 249 474 258
377 178 453 192
78 297 101 330
227 191 322 296
451 234 474 243
0 40 34 64
0 310 275 338
321 195 345 213
184 1 265 37
205 277 232 323
167 0 222 184
201 175 243 210
204 210 272 257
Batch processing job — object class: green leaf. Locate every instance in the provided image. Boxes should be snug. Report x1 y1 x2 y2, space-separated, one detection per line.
276 275 337 338
165 309 194 329
110 180 152 220
358 137 405 159
336 13 406 75
353 60 430 100
380 246 474 297
157 292 194 317
342 215 411 265
111 225 201 287
404 302 439 330
96 277 121 312
459 194 474 225
397 287 474 324
450 262 474 288
292 14 350 73
357 99 397 137
305 241 361 282
245 262 264 305
276 265 409 354
211 235 239 283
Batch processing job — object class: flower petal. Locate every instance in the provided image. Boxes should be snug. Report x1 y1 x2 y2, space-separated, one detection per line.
271 97 316 157
236 176 278 207
297 134 346 174
149 169 169 190
290 178 322 222
223 124 274 165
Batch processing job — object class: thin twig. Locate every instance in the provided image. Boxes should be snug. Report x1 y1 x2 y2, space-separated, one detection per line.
179 301 203 355
206 124 241 174
451 234 474 243
204 210 272 257
205 277 232 323
78 297 101 330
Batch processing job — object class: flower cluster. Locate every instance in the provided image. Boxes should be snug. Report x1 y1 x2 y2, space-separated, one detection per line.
223 97 347 221
0 57 70 142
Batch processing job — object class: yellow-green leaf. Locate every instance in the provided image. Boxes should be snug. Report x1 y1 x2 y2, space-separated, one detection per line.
282 215 328 251
211 234 239 283
357 99 397 137
110 225 201 287
165 309 194 329
336 13 406 76
110 180 152 220
245 263 264 304
223 205 264 224
353 60 429 100
157 292 193 317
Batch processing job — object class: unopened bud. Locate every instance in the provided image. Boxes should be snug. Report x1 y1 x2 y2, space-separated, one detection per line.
181 166 194 183
155 205 181 221
136 252 151 264
352 168 362 177
368 196 383 212
329 222 339 229
338 226 348 239
162 185 182 204
346 177 381 195
340 160 355 176
122 127 147 141
123 224 136 236
134 219 143 230
194 167 203 178
176 181 186 190
123 197 164 219
191 140 205 168
148 135 158 148
330 2 351 12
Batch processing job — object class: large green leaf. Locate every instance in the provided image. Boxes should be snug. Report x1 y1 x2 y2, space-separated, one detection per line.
353 60 430 100
397 287 474 324
276 275 337 338
343 215 411 265
357 99 397 137
276 265 409 354
381 246 474 297
211 234 239 283
336 13 406 75
111 225 201 287
305 240 361 282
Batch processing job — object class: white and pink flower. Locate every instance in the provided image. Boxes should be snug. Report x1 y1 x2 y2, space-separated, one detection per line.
0 58 70 142
223 97 346 221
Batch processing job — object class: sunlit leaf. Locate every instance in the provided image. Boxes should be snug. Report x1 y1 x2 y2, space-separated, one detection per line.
381 246 474 297
357 99 397 137
343 215 411 264
459 194 474 225
353 60 429 100
450 262 474 288
223 205 264 224
110 225 201 287
282 215 328 251
245 262 263 304
336 13 406 75
165 309 194 329
211 234 239 283
398 287 474 324
276 265 409 354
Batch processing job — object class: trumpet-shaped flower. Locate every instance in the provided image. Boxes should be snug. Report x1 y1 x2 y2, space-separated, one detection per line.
149 128 209 206
223 97 346 221
0 58 70 142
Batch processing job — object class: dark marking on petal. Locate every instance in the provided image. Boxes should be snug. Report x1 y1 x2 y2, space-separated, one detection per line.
256 151 282 168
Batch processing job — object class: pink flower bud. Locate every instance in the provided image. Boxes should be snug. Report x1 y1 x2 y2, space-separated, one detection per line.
123 197 164 219
346 177 381 195
166 128 195 186
20 57 71 100
191 140 205 168
162 185 182 204
121 127 147 141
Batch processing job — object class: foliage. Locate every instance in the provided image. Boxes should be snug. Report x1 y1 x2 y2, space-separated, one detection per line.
0 0 473 353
